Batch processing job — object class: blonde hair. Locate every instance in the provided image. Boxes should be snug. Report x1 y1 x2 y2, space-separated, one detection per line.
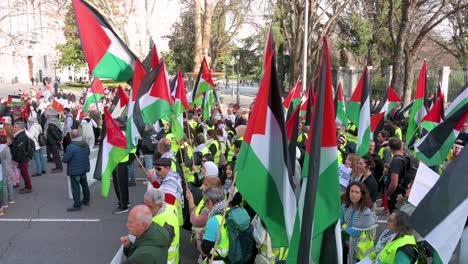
347 153 361 176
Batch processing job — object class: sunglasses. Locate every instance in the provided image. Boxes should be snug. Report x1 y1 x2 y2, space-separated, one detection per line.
155 167 164 171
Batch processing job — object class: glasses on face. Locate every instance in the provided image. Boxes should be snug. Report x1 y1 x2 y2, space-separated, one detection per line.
155 167 164 171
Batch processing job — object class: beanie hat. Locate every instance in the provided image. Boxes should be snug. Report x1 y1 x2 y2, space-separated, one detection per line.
203 161 218 177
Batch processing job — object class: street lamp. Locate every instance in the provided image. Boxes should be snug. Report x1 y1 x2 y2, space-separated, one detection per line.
235 53 240 108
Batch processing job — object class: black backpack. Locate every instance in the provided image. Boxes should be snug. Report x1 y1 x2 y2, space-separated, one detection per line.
395 153 419 191
25 137 35 160
68 115 80 130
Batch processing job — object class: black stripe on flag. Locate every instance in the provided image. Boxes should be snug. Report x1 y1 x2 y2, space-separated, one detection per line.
319 222 340 263
360 67 370 111
410 145 468 236
191 62 204 102
94 113 106 181
373 86 389 114
267 52 296 195
133 63 163 136
297 43 327 263
416 104 468 159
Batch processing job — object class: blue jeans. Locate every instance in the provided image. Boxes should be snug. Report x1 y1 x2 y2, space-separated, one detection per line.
143 154 153 172
70 174 90 208
34 148 46 174
128 160 135 183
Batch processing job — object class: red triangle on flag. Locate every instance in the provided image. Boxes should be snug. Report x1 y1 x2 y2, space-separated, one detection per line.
387 86 401 102
149 60 174 105
131 60 146 101
371 112 385 133
104 107 127 149
90 78 105 95
151 41 160 70
201 57 215 87
415 61 426 99
350 67 368 103
117 85 129 108
337 81 344 101
263 26 275 71
422 92 444 123
283 80 301 108
175 69 189 110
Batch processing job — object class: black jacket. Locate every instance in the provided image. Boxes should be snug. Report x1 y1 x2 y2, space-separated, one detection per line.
11 130 29 162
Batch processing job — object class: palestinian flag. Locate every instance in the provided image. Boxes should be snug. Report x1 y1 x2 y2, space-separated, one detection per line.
304 82 316 126
191 57 215 107
236 52 296 248
406 61 427 144
51 99 64 112
126 60 146 149
371 112 385 140
201 90 214 120
7 95 22 106
299 91 309 122
347 67 371 156
283 79 302 113
374 85 401 119
134 60 173 135
94 107 129 197
415 88 468 166
72 0 137 81
286 102 301 172
111 85 129 118
287 37 341 264
421 92 444 132
84 78 105 112
410 146 468 264
151 39 160 70
171 69 189 141
335 80 347 126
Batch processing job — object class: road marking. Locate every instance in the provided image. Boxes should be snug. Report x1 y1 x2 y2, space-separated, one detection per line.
0 218 100 222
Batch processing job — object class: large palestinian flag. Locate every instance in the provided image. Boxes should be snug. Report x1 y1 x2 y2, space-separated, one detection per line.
415 88 468 166
236 52 296 247
133 61 173 136
347 67 371 156
287 37 342 264
406 61 427 144
335 80 347 126
421 92 444 132
72 0 137 81
171 69 189 141
94 107 129 197
191 57 215 107
410 146 468 264
111 85 129 118
84 77 105 112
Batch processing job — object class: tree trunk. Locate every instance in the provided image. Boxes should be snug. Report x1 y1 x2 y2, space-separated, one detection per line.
201 0 215 65
193 0 202 72
402 50 415 106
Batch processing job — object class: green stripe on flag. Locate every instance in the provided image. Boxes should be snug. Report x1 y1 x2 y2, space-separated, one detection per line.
93 52 134 81
141 99 172 125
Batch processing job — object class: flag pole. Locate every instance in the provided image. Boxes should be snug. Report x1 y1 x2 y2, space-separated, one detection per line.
133 153 152 179
209 171 238 264
301 0 309 93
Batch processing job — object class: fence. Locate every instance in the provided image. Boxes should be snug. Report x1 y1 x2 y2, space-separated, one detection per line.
333 66 467 103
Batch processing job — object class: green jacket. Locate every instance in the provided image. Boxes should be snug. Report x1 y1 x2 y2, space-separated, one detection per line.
124 223 171 264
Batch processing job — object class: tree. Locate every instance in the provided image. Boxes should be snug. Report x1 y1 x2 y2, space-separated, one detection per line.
56 4 86 70
166 6 195 74
273 0 351 86
388 0 468 104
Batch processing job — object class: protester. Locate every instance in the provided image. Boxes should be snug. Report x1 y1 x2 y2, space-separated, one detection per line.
112 117 130 214
62 107 74 152
149 158 183 209
357 155 379 203
455 119 468 146
144 188 180 264
346 153 361 182
80 112 98 149
26 116 46 177
120 205 170 263
341 181 376 264
387 137 406 213
44 110 63 173
11 121 32 193
0 135 13 209
62 129 90 212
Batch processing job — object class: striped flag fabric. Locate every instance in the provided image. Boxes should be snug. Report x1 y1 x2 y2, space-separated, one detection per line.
371 112 385 140
171 69 189 141
263 26 275 71
421 91 445 132
374 85 401 119
72 0 137 81
84 78 105 112
111 85 129 118
406 61 427 144
133 60 173 137
151 39 160 70
284 79 302 113
94 107 129 197
415 88 468 166
347 67 371 156
236 48 296 248
191 57 215 107
335 80 347 126
299 91 309 122
287 37 342 264
126 60 146 149
410 146 468 264
201 90 214 120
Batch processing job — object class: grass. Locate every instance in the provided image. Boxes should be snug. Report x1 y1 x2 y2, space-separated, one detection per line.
59 80 130 91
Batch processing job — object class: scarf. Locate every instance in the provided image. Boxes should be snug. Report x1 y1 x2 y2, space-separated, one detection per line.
208 200 227 219
343 206 377 264
224 178 233 196
44 115 62 135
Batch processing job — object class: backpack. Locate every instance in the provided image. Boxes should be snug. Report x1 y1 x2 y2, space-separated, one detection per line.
38 132 47 146
398 242 429 264
68 115 80 130
25 137 35 160
395 153 419 191
216 207 254 264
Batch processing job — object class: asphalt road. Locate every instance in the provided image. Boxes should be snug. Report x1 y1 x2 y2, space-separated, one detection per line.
0 155 198 264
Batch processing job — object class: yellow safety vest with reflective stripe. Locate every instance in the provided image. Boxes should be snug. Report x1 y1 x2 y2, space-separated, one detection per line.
181 143 195 183
356 231 376 260
189 120 198 130
226 144 235 162
204 215 229 264
378 235 416 264
152 204 180 264
259 234 288 263
192 199 206 234
166 133 180 155
207 140 220 164
297 133 308 143
395 127 402 141
120 147 136 163
346 123 358 144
